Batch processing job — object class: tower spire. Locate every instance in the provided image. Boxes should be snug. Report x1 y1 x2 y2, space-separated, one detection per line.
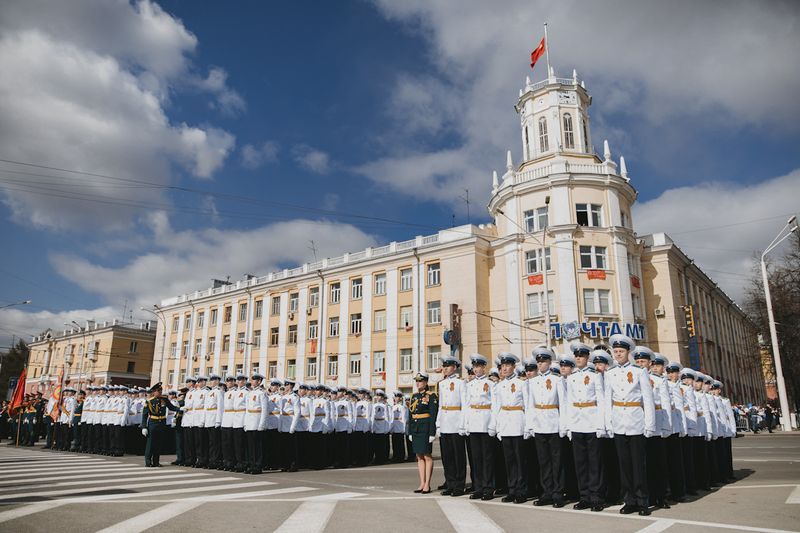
603 140 611 162
620 156 628 178
492 170 499 190
506 150 513 170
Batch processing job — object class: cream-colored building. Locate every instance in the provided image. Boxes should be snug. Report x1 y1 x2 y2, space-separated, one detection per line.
150 70 765 403
26 320 157 394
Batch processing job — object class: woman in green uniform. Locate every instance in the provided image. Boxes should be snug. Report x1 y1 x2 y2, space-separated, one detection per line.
408 372 438 494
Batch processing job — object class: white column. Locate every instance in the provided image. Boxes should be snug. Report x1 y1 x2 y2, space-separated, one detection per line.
555 232 580 326
337 280 350 387
360 274 373 389
502 243 523 355
385 268 399 392
276 291 289 378
258 295 268 375
227 301 237 373
296 288 309 381
200 305 210 373
612 237 634 324
213 306 223 374
174 313 185 381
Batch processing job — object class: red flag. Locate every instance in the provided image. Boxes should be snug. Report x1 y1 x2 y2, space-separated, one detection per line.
530 37 546 69
49 367 64 421
8 368 26 416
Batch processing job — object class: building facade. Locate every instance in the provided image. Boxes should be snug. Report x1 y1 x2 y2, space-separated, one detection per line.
150 70 766 403
26 320 156 394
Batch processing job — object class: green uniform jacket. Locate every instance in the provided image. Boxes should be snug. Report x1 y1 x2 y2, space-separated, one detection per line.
407 390 438 438
140 396 179 428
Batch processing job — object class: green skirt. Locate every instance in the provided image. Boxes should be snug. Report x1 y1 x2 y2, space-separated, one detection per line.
409 418 433 455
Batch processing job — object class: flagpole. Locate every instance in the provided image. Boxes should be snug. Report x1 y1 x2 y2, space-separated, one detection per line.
544 22 552 78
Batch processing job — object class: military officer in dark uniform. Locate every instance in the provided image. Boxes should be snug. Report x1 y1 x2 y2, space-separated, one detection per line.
140 383 180 467
409 372 438 494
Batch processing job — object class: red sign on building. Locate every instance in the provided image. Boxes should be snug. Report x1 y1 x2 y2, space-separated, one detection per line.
587 269 606 280
528 274 544 285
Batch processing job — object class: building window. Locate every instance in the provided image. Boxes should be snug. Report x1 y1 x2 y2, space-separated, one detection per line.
182 340 189 357
374 273 386 295
523 207 548 233
168 370 175 386
197 312 204 328
237 332 246 350
525 248 552 274
184 315 191 330
527 291 554 317
254 300 263 319
350 313 362 335
351 278 363 300
563 113 575 149
328 355 338 377
632 293 641 318
349 353 361 376
210 308 218 326
129 341 138 353
400 306 413 329
222 335 230 352
235 363 244 375
538 116 549 152
308 320 319 340
224 306 232 324
179 371 186 383
400 268 413 291
427 263 440 286
576 203 603 227
524 126 530 160
172 317 179 332
288 325 298 344
195 338 202 355
126 361 135 373
171 342 177 358
271 296 281 316
253 330 261 347
373 351 385 373
329 316 340 337
309 287 320 307
621 211 629 228
330 282 341 304
268 362 277 379
208 337 216 354
307 357 317 378
427 345 441 370
373 309 386 332
579 245 607 269
286 359 296 380
206 366 213 376
289 293 299 312
270 327 279 346
627 252 640 278
583 289 611 315
427 301 441 325
399 348 413 372
221 365 228 377
238 303 247 322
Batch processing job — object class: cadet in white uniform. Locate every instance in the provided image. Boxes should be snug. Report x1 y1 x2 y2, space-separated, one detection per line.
332 387 353 467
437 354 468 496
665 361 688 502
193 376 210 467
465 353 496 500
353 388 373 467
639 350 672 509
492 352 529 504
220 376 237 470
390 391 408 463
692 371 713 490
711 380 735 483
565 342 606 512
310 384 331 469
244 373 268 474
204 375 225 469
604 335 656 516
293 383 313 469
181 377 197 466
371 390 392 465
231 374 248 472
264 379 282 470
279 379 300 471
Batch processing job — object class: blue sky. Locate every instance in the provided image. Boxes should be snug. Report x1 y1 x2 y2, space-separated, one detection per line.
0 0 798 345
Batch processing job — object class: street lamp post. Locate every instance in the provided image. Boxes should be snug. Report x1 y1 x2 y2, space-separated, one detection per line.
761 216 798 431
141 306 167 387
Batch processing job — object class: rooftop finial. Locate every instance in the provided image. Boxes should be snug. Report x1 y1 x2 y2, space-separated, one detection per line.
603 140 611 161
620 156 628 178
506 150 513 170
526 75 532 87
492 170 499 189
572 69 578 83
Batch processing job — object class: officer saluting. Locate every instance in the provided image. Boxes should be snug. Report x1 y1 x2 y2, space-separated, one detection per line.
140 383 180 467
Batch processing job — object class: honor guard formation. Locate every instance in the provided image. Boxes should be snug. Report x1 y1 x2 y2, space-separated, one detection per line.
7 335 739 515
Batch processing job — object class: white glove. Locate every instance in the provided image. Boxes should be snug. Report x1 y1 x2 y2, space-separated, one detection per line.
497 434 503 441
33 418 38 424
488 429 496 438
428 436 435 443
559 430 566 439
644 429 655 438
408 435 413 442
435 429 441 438
596 430 604 439
141 428 148 437
458 430 466 437
567 430 572 441
180 406 188 411
243 427 249 432
523 432 530 440
289 429 295 434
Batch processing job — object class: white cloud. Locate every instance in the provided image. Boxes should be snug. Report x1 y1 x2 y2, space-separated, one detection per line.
195 67 246 116
0 305 120 348
634 169 800 304
0 1 237 230
362 0 800 206
293 144 331 174
240 141 280 169
50 212 378 308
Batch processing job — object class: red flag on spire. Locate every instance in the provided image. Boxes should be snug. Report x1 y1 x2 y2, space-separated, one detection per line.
530 37 546 69
8 368 26 416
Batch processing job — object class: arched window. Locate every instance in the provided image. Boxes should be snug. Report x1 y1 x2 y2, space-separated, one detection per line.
524 126 530 160
563 113 575 149
538 117 549 153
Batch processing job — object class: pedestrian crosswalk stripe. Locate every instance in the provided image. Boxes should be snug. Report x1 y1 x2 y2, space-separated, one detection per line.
56 481 277 503
94 500 205 533
0 461 124 474
185 486 317 501
274 501 337 533
303 492 367 501
0 502 65 524
634 519 676 533
0 455 105 463
437 499 504 533
0 459 109 470
0 472 212 492
0 467 170 484
0 463 129 478
0 458 108 467
0 476 243 502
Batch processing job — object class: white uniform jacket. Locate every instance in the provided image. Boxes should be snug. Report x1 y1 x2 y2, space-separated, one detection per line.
279 393 300 433
528 370 567 436
371 402 392 434
221 388 236 428
681 384 698 437
266 393 281 430
565 367 606 435
204 387 225 428
231 387 247 429
492 376 528 438
667 380 687 436
603 362 656 437
390 403 408 434
465 375 494 434
310 397 329 433
244 387 268 431
353 400 372 432
649 373 673 437
436 374 466 435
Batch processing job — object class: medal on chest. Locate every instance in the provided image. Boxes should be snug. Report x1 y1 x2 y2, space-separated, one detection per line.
627 372 633 384
545 378 552 390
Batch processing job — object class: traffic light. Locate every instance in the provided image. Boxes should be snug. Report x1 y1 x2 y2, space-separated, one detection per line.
681 305 696 338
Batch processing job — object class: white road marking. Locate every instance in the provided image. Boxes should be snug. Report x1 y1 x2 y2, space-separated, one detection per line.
437 499 503 533
634 519 675 533
785 485 800 504
0 458 108 466
721 484 799 490
93 500 204 533
0 477 243 501
56 481 277 503
303 492 366 501
0 467 170 485
185 486 316 501
1 464 131 479
0 462 123 475
0 502 67 524
274 501 337 533
1 472 211 491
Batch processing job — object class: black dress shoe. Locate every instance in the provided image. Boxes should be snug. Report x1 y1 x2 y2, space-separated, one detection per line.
534 498 553 507
481 493 494 501
591 504 604 512
655 500 670 509
469 493 482 500
501 495 514 503
437 483 447 490
514 496 526 504
495 488 508 495
451 489 464 497
639 507 651 516
620 504 639 514
465 485 473 493
154 463 163 467
414 489 423 493
573 501 591 510
421 489 432 494
552 500 565 508
441 489 453 496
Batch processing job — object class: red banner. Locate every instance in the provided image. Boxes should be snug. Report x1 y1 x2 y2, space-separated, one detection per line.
587 269 606 280
49 368 64 421
310 339 318 354
631 275 640 288
527 274 544 285
8 368 26 416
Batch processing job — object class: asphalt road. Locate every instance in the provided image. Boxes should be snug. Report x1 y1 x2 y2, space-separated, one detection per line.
0 433 798 533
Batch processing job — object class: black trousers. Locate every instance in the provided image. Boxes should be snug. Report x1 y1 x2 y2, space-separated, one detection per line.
562 437 579 500
144 423 166 465
493 437 508 492
615 434 648 508
184 426 196 465
501 436 527 498
80 423 90 452
281 431 298 469
175 429 185 463
682 436 696 493
469 433 495 496
602 437 620 503
666 434 686 499
692 436 710 489
264 429 279 469
208 426 222 466
708 438 721 484
221 427 234 467
233 428 246 469
440 433 467 491
195 425 209 466
245 429 263 471
102 424 111 452
45 420 54 448
352 431 369 466
372 433 390 465
535 433 564 502
723 437 734 480
334 431 351 467
525 437 541 498
466 433 475 489
308 432 325 469
646 436 670 503
391 432 406 463
572 432 604 505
